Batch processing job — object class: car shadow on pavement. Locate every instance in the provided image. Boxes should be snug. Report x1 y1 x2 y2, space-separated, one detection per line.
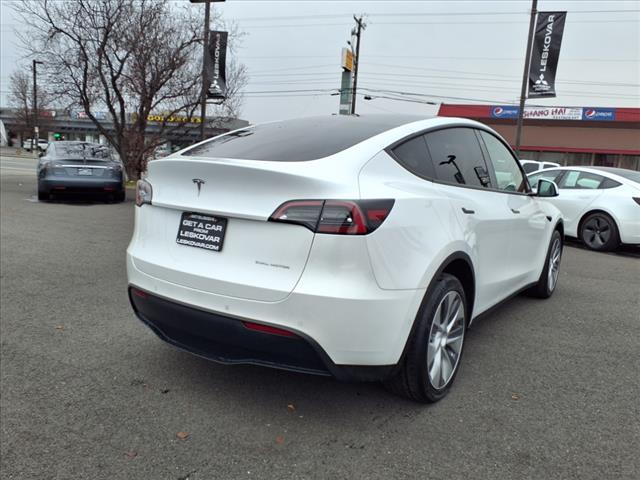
565 238 640 258
37 193 130 206
137 341 428 421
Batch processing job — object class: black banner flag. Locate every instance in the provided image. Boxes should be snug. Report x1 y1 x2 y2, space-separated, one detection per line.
528 12 566 98
206 30 228 100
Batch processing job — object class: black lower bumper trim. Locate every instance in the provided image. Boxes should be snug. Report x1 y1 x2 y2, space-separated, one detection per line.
128 287 396 382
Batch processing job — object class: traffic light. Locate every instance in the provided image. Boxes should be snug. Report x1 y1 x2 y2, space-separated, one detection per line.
53 133 64 140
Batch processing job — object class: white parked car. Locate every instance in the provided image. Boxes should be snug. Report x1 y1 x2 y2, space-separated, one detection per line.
528 166 640 251
22 138 49 151
520 159 561 174
127 115 563 403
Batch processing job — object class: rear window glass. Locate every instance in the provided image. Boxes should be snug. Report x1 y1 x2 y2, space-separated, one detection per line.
54 143 112 160
183 115 423 161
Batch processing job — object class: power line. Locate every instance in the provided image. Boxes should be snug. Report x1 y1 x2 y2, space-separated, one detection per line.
359 71 640 88
232 9 640 22
248 63 639 88
369 19 639 25
359 80 640 99
239 54 638 62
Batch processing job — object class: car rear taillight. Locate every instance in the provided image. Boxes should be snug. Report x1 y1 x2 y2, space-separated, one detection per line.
633 197 640 206
269 199 394 235
136 179 153 207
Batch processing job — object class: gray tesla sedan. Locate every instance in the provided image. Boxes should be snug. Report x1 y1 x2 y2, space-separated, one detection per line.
37 141 125 202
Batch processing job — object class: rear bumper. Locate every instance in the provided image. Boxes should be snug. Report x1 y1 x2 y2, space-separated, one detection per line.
39 177 123 192
127 248 425 373
128 286 397 382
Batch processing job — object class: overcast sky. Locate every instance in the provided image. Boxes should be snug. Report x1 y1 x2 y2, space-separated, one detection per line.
1 0 638 123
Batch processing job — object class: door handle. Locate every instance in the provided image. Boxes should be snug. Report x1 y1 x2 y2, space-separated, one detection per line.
511 209 520 214
461 207 475 214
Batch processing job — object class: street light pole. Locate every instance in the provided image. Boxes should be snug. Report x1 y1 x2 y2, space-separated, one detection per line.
199 0 211 141
514 0 538 157
32 60 43 152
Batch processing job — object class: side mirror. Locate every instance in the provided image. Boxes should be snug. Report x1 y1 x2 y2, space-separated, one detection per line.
536 179 559 197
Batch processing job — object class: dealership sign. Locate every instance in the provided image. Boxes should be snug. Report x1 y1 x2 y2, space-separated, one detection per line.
206 30 228 100
528 12 567 98
491 106 615 121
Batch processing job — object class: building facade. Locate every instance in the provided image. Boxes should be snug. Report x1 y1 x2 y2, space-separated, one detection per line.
438 104 640 171
0 108 249 151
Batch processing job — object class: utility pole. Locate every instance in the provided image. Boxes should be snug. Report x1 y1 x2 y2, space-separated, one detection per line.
32 60 43 152
350 15 366 115
200 0 211 141
514 0 538 157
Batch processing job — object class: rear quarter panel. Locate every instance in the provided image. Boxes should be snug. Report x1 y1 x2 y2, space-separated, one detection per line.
358 150 472 291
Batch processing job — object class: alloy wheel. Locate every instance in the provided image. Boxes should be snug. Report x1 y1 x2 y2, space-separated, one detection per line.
547 237 562 292
427 291 465 390
582 216 611 249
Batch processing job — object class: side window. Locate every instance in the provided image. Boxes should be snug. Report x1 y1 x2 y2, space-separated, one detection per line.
600 178 621 189
478 131 526 192
558 171 603 189
522 162 540 174
424 128 489 188
390 135 435 179
528 169 564 187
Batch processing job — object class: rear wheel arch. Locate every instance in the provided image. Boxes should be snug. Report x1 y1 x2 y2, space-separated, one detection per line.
439 254 475 323
396 252 475 367
414 252 476 330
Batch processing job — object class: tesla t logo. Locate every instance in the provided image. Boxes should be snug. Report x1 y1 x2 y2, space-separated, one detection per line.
192 178 205 196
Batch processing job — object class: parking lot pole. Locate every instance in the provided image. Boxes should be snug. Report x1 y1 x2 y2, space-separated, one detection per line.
514 0 537 157
32 60 41 152
200 0 211 141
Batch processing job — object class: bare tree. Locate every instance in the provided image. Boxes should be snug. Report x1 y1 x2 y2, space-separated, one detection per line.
8 70 53 141
14 0 247 179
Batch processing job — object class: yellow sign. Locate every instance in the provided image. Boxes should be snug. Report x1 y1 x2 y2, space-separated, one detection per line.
146 114 202 124
341 47 354 72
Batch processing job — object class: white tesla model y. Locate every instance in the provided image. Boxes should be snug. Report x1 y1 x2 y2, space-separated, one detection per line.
528 166 640 251
127 115 563 402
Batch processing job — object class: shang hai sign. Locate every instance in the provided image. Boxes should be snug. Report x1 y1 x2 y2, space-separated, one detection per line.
491 106 583 120
523 107 582 120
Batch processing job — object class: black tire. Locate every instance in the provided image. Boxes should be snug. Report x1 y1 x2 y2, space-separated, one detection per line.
526 229 563 299
114 190 126 202
580 212 619 251
37 189 49 202
384 274 467 403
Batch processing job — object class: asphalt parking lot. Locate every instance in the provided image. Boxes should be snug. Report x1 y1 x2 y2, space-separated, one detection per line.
1 152 639 480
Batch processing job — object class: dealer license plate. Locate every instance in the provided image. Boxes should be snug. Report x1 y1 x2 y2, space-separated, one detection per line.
78 168 93 176
176 212 227 252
